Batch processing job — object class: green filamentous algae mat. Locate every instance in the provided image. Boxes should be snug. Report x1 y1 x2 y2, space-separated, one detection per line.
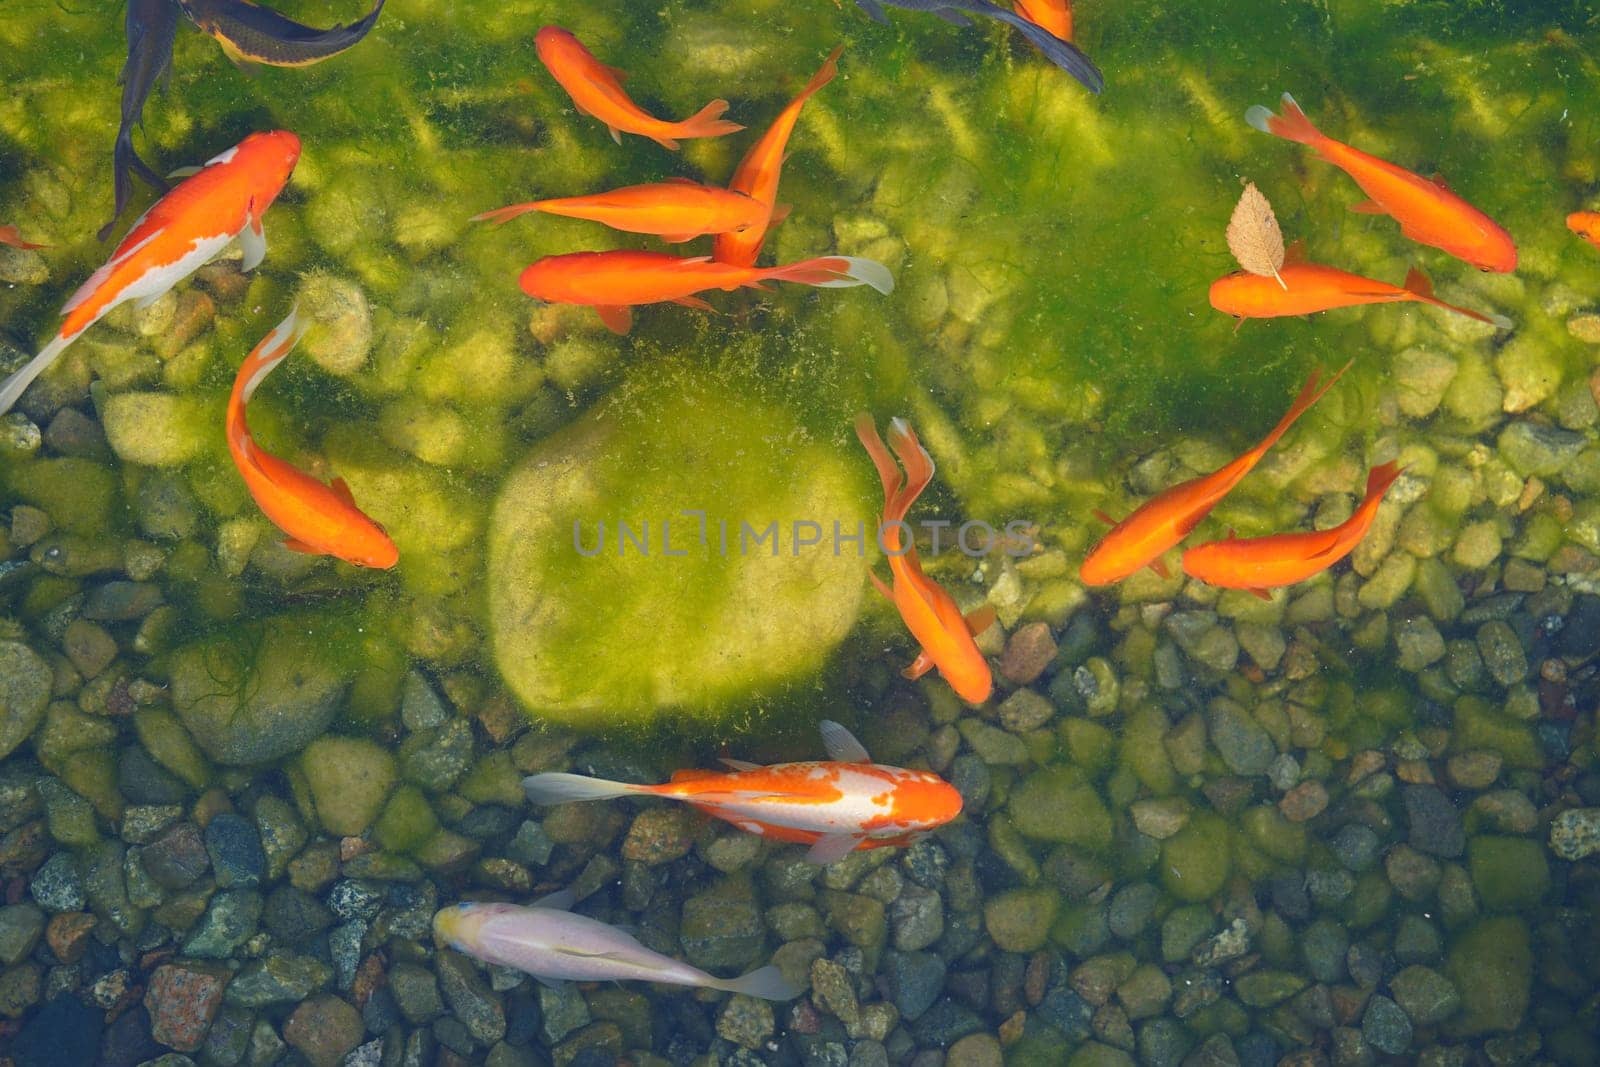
1 0 1599 1064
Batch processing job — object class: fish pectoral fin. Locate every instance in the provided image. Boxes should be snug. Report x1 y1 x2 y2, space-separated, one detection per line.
670 295 716 312
1148 558 1172 579
1249 587 1274 601
533 975 568 990
804 832 864 865
329 476 356 507
238 206 267 272
166 165 203 179
281 537 321 555
1284 238 1308 264
607 124 623 145
1347 198 1386 215
902 650 935 681
718 758 762 772
531 887 576 911
1092 509 1118 527
965 604 997 637
660 233 700 244
770 203 793 223
595 305 633 335
819 719 871 763
134 290 166 311
604 63 630 82
867 570 894 603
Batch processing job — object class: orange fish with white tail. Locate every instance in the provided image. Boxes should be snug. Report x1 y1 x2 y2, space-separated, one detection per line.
227 310 398 569
856 414 996 704
535 26 742 150
713 45 842 268
522 720 963 864
518 249 893 334
1181 461 1404 598
473 179 765 241
1080 363 1350 586
0 130 300 415
1246 93 1516 273
1209 258 1512 329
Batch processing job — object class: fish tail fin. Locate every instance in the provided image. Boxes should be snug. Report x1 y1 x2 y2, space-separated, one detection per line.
883 417 935 526
798 45 844 101
1364 460 1404 501
670 99 744 143
1246 92 1323 146
761 255 894 294
854 413 904 508
1403 268 1513 329
471 202 544 225
228 308 308 447
0 334 71 417
708 964 803 1001
1247 357 1350 461
522 772 650 805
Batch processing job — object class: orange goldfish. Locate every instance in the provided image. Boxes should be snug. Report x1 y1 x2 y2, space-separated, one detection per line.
1181 461 1403 598
473 179 765 241
518 249 893 335
1080 363 1350 586
0 225 45 250
535 26 742 150
1013 0 1072 40
1246 93 1516 273
713 46 842 268
1568 211 1600 249
227 310 398 569
522 720 963 864
0 130 300 415
856 414 996 704
1210 259 1511 329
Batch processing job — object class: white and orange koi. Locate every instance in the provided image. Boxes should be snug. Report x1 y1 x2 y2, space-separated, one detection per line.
227 310 398 569
522 721 962 864
0 129 301 414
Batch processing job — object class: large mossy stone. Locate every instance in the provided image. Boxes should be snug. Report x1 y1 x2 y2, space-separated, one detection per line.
1444 917 1531 1036
169 614 352 765
488 375 868 725
0 642 51 761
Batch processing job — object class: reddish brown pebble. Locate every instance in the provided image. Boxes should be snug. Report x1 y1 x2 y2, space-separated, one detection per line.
999 1011 1027 1045
1345 750 1386 785
1278 780 1329 823
1395 760 1435 785
352 953 386 1011
283 995 364 1067
340 837 373 862
999 622 1057 685
1024 951 1051 1006
45 912 97 964
145 962 230 1052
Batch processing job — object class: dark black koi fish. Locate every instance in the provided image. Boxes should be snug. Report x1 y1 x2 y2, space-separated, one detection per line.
100 0 180 242
853 0 1103 94
176 0 386 68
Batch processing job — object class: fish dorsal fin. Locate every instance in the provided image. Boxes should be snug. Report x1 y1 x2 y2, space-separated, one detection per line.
1284 238 1308 264
281 537 320 555
604 63 630 83
804 832 863 865
329 476 356 507
532 888 576 911
719 758 762 772
1348 199 1385 215
819 720 871 763
1249 588 1273 601
1149 558 1171 579
1430 172 1451 190
965 604 997 637
1403 268 1434 298
662 176 699 185
1092 508 1118 526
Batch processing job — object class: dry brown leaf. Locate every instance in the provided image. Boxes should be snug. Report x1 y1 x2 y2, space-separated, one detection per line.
1226 181 1286 289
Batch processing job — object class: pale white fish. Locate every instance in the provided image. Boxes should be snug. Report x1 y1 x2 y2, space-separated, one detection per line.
432 891 800 1000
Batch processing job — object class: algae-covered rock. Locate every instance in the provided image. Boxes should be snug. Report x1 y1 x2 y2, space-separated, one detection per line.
1159 813 1231 903
296 273 372 376
1444 917 1531 1036
169 615 352 765
487 373 868 724
299 737 396 837
100 393 209 467
0 642 50 761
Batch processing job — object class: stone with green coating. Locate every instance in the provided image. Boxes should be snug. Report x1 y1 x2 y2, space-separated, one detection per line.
1008 766 1111 849
169 615 352 765
1160 814 1231 903
1466 835 1549 910
1444 917 1531 1036
984 886 1058 952
299 738 397 837
487 371 868 725
100 392 210 467
0 642 50 762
